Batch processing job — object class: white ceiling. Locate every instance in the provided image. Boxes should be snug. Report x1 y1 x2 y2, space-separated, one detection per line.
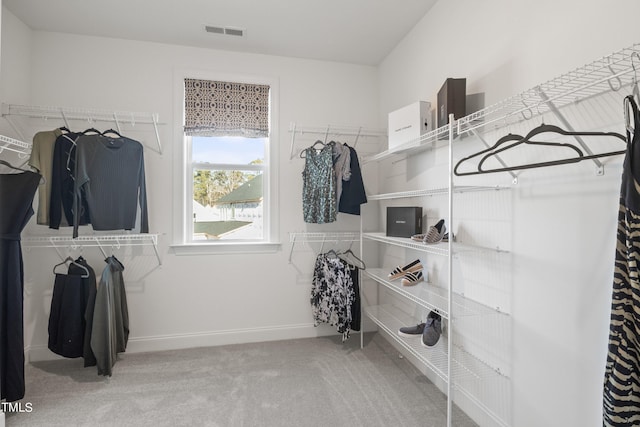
3 0 438 66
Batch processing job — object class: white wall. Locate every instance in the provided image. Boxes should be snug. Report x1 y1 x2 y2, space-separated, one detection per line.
0 3 30 126
378 1 640 426
0 7 380 360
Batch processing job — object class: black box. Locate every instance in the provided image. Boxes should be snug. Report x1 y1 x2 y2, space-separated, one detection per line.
437 78 466 128
386 207 422 238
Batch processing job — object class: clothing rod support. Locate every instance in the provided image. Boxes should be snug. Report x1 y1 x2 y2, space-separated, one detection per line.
3 116 26 143
288 123 297 160
152 114 163 155
288 234 297 263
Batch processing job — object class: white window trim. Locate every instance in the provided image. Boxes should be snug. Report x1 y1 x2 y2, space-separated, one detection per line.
170 69 280 255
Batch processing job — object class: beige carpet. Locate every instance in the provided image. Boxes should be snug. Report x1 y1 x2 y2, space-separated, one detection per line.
6 333 477 427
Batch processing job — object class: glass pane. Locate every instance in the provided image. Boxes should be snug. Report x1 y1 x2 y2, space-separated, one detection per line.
192 136 265 164
192 169 263 241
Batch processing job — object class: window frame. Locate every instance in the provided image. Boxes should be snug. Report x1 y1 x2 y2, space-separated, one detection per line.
171 70 280 255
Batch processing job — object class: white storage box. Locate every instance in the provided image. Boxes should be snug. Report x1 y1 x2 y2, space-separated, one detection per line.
388 101 432 152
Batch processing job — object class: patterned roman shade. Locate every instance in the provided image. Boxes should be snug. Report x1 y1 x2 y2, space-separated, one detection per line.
184 78 270 137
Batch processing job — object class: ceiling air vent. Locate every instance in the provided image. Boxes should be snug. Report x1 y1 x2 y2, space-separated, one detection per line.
205 25 245 37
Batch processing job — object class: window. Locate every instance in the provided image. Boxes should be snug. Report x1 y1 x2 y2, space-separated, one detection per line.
173 74 279 253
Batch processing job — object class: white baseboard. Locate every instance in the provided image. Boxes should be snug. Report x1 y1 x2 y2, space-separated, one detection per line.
26 322 360 362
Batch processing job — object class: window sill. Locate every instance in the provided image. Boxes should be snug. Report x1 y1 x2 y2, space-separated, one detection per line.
169 242 281 256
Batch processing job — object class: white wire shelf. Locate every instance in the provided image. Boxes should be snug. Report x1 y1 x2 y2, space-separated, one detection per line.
365 304 510 427
288 231 360 262
367 185 510 200
362 124 451 164
288 122 386 160
363 232 509 256
456 43 640 135
22 233 161 265
0 134 31 156
363 232 450 256
364 268 507 319
288 231 360 243
1 103 164 154
365 304 449 382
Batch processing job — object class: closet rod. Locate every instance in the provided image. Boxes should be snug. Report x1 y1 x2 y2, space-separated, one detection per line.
1 103 164 154
0 134 31 156
289 122 385 160
22 234 162 265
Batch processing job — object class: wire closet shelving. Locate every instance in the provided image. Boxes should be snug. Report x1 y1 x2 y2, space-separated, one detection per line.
0 134 31 156
22 234 162 265
1 103 164 154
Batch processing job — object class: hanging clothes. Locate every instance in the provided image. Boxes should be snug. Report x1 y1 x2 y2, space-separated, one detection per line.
604 95 640 426
302 142 337 224
0 169 40 402
89 256 129 376
47 257 96 358
348 262 361 332
332 141 351 206
83 257 99 368
28 128 63 225
338 144 367 215
73 134 148 238
310 252 356 341
49 132 91 229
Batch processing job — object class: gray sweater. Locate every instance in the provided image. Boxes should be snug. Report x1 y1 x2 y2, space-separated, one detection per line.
73 135 149 238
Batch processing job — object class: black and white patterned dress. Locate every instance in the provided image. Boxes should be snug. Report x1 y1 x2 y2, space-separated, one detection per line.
310 253 355 341
604 95 640 426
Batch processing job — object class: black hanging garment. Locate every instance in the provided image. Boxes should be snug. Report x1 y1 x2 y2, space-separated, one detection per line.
338 145 367 215
0 170 40 402
48 272 85 357
604 95 640 426
348 264 361 332
47 257 95 358
49 132 91 229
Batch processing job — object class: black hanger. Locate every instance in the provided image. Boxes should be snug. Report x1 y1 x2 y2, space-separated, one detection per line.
454 133 523 176
522 123 626 143
338 248 366 270
82 127 102 135
0 159 30 173
59 126 71 133
0 159 44 184
52 256 89 278
454 124 627 176
324 249 338 258
476 131 585 173
300 140 327 158
102 128 123 138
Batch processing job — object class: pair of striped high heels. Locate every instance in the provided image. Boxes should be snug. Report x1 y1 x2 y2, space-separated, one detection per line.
387 259 424 286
